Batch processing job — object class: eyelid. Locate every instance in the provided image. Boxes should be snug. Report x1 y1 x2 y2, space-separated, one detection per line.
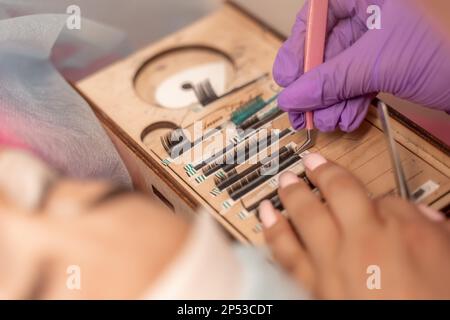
41 182 133 217
89 185 136 208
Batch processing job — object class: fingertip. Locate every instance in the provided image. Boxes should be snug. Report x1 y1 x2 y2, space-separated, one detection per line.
338 97 372 132
339 118 364 133
339 121 357 133
259 200 278 229
277 72 318 111
313 103 345 133
314 118 338 132
273 46 303 88
288 112 305 131
277 89 294 111
273 65 295 88
418 204 446 222
279 171 301 189
303 153 327 172
278 87 305 112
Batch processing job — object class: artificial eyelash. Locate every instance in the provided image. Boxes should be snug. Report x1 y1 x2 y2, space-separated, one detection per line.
227 149 302 201
215 146 291 191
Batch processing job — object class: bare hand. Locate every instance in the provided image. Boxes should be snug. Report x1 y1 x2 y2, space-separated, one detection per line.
260 153 450 299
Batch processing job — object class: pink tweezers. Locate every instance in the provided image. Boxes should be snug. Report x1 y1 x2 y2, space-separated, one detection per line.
297 0 328 153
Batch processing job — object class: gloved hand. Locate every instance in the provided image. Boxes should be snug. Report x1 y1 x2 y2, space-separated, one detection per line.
274 0 450 132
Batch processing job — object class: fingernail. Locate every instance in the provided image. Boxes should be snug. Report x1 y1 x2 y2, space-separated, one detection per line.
303 153 327 171
279 171 300 189
259 200 278 228
418 204 445 222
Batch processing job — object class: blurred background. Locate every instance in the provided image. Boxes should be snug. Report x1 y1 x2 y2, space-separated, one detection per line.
0 0 447 147
0 0 306 48
2 0 222 49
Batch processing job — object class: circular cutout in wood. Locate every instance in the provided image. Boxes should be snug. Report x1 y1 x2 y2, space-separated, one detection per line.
134 46 236 109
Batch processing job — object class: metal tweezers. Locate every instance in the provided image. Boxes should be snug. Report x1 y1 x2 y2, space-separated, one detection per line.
377 101 412 200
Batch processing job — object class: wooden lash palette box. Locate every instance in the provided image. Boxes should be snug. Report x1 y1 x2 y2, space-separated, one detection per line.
76 3 450 245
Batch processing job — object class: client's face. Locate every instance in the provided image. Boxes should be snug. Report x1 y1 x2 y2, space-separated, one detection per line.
0 149 189 299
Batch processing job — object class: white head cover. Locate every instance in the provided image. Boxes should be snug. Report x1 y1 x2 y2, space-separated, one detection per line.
146 212 309 300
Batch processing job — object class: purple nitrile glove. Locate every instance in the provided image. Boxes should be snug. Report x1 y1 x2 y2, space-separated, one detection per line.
274 0 450 132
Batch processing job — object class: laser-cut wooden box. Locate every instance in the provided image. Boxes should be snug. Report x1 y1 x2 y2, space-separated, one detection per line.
76 3 450 245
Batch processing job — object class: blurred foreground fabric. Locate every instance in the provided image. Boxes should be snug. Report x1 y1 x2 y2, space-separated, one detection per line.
0 3 132 185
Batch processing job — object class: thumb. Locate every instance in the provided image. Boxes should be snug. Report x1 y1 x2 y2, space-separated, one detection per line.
278 32 378 112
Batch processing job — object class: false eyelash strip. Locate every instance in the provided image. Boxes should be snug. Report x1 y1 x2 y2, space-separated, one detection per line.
228 152 303 201
199 130 265 176
192 106 286 171
239 107 283 131
202 128 292 177
165 94 279 157
193 127 261 171
231 95 278 126
220 128 292 174
214 146 291 191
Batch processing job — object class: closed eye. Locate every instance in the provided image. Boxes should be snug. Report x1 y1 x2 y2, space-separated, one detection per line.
89 186 137 208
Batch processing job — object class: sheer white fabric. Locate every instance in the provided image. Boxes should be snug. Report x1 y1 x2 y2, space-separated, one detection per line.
0 10 131 185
